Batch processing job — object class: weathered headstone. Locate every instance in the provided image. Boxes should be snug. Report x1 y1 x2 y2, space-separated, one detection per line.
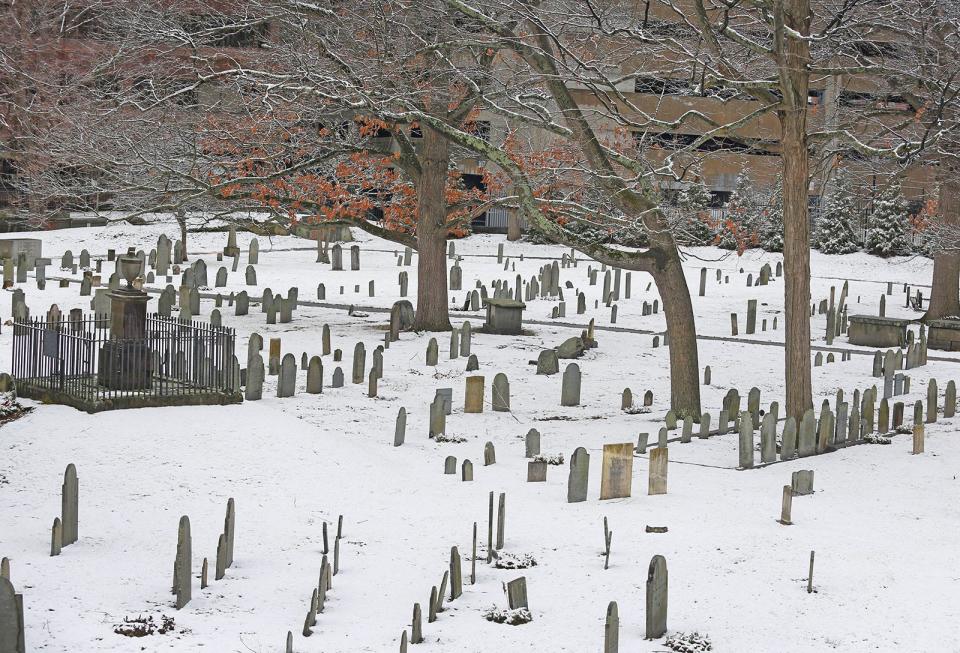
599 443 634 500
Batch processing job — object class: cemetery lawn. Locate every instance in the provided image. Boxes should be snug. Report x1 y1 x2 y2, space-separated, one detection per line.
0 218 958 652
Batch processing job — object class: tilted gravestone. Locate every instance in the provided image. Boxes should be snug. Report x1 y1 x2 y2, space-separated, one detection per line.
536 349 559 375
426 338 438 366
449 547 463 600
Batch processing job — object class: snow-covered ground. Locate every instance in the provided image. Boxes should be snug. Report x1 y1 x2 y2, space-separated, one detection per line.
0 218 958 652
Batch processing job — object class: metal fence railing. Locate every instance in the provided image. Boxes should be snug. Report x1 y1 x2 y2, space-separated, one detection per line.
11 313 237 406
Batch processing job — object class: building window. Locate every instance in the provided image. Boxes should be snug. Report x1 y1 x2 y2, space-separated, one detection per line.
634 76 690 96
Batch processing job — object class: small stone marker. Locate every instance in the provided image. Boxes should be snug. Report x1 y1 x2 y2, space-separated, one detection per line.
484 441 496 465
506 577 528 610
791 470 814 495
778 485 793 525
527 460 547 482
605 601 619 653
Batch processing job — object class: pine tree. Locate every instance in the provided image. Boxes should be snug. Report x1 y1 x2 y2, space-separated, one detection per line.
759 175 784 253
815 173 861 254
677 179 714 246
716 170 761 251
865 181 911 257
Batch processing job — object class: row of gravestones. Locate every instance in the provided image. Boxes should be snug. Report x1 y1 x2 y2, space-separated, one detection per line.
732 378 956 468
172 498 236 609
300 517 345 639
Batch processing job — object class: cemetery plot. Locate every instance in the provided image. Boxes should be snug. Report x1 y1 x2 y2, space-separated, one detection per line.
0 222 957 652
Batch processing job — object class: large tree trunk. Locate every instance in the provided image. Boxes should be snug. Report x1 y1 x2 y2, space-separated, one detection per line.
650 251 702 418
779 0 814 422
413 126 452 332
924 170 960 321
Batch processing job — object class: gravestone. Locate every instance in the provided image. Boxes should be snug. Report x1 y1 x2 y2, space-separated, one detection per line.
464 376 485 413
245 356 264 400
394 408 406 446
645 555 668 639
173 516 192 609
277 354 297 397
61 464 79 546
738 412 754 468
791 470 814 495
524 428 541 458
648 447 668 495
527 461 547 482
426 338 438 366
484 442 496 466
561 363 581 406
506 577 528 610
0 577 25 653
781 417 797 460
599 443 634 500
461 460 473 481
798 409 816 457
567 447 589 503
536 349 559 375
492 373 510 411
352 343 366 384
306 357 323 393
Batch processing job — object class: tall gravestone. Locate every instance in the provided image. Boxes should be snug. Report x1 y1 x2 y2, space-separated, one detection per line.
645 555 668 639
173 516 192 609
567 447 589 503
61 464 79 546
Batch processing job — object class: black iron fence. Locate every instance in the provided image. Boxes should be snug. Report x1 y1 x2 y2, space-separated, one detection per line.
11 313 237 407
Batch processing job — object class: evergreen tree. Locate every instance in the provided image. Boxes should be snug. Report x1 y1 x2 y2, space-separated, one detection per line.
759 175 784 252
677 178 714 245
815 172 861 254
717 170 761 251
865 181 911 257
